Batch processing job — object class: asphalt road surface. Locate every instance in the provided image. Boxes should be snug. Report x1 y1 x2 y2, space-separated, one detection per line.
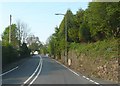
2 55 118 85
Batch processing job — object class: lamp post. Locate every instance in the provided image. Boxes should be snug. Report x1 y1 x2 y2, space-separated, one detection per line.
55 13 68 65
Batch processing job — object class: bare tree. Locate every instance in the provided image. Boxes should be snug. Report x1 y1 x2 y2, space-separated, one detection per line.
16 20 30 47
26 35 42 52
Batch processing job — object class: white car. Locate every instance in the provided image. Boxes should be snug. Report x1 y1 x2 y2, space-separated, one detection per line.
34 51 39 55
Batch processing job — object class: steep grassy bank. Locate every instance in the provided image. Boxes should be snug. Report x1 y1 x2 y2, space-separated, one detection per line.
61 38 119 83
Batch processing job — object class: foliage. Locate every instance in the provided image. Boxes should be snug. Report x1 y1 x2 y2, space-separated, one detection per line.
85 2 120 39
2 22 31 66
27 35 42 52
2 44 18 66
70 38 118 59
79 22 91 42
47 2 120 60
40 45 48 55
20 42 30 57
0 40 2 46
2 24 19 49
106 2 120 38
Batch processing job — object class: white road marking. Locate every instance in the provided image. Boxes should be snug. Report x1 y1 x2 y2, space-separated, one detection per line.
23 56 41 84
94 82 100 85
82 75 100 85
53 59 100 85
83 75 86 78
0 66 19 76
68 68 80 76
89 79 95 83
53 59 79 76
28 56 43 86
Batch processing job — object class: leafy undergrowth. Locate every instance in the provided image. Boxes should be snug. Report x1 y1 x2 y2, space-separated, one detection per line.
63 38 119 83
70 38 119 59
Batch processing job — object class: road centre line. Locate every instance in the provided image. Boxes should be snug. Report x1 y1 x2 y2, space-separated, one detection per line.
23 55 41 85
0 66 19 76
23 56 41 84
53 59 100 85
28 57 43 86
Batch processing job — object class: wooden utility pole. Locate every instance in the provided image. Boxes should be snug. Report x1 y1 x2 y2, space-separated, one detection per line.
9 15 12 43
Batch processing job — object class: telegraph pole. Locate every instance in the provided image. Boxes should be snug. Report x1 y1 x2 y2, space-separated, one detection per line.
9 14 12 43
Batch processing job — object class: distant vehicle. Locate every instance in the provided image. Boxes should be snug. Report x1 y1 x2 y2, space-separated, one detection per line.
46 54 49 57
34 51 39 55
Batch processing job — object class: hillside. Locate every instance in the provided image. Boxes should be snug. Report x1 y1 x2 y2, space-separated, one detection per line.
60 38 119 83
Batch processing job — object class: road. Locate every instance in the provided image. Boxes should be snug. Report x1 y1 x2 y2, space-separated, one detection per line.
2 55 118 85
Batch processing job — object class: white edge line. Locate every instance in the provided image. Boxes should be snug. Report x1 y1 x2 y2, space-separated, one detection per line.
68 68 79 76
23 55 41 84
29 56 43 85
53 59 79 76
94 82 100 85
53 59 100 85
82 75 100 85
83 75 86 78
0 66 19 76
89 79 95 83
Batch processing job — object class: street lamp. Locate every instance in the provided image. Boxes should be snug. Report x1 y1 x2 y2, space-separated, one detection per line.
55 13 64 15
55 13 68 65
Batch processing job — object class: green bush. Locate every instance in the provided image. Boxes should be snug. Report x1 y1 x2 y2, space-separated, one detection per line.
70 38 118 59
20 43 30 58
2 44 18 66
